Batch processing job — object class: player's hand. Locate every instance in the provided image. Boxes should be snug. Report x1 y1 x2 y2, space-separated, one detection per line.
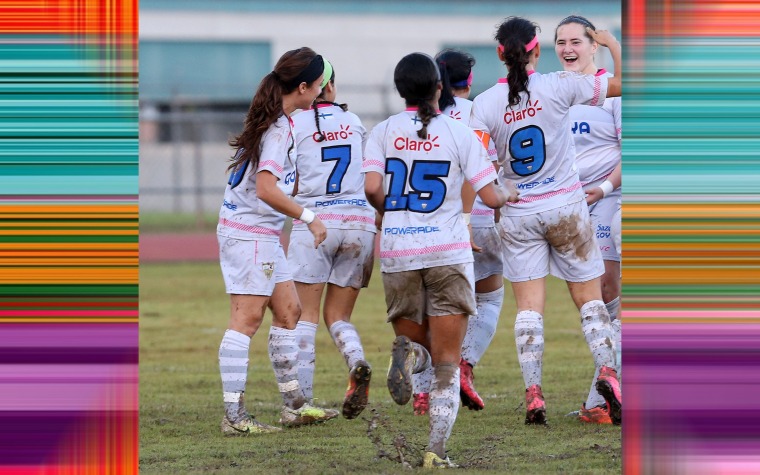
504 179 520 203
585 187 604 206
374 212 383 231
307 217 327 248
587 27 618 48
468 224 482 253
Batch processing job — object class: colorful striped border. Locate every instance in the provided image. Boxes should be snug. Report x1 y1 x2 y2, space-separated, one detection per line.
624 0 760 473
0 1 138 473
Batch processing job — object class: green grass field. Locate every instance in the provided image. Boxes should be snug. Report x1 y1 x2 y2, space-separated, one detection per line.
140 262 621 474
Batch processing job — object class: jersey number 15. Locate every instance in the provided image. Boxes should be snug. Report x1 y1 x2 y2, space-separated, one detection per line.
384 158 450 213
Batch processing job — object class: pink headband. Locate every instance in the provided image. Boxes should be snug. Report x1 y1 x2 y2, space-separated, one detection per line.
498 35 540 53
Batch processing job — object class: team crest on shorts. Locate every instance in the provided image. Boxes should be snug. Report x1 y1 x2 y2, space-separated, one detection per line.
261 262 275 280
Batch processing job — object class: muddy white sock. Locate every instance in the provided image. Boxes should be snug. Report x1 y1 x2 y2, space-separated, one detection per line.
515 310 544 388
413 365 434 395
427 363 460 458
269 326 306 409
461 287 503 366
219 329 250 421
295 321 317 401
328 320 366 370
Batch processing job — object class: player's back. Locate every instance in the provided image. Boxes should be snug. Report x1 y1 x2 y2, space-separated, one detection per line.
292 104 374 231
470 71 608 215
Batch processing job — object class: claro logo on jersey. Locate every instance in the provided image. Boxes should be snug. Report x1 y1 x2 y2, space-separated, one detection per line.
504 99 543 124
312 124 353 142
394 134 440 152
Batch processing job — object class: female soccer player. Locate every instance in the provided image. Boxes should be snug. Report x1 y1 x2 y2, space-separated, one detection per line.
216 47 338 435
469 16 623 425
555 15 623 424
411 49 507 415
363 52 509 468
288 60 375 420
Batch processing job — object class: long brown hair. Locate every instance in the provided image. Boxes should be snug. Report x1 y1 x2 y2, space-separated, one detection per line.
228 47 321 171
495 17 540 108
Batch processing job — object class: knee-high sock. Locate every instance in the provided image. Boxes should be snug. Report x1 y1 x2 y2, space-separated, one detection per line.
427 363 460 458
606 297 622 376
269 326 307 409
411 341 431 374
515 310 544 389
461 287 503 366
580 300 617 370
219 329 250 421
605 296 621 321
328 320 366 370
413 366 434 395
295 321 317 401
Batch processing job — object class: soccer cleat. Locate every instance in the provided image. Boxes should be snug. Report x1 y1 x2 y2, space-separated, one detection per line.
413 393 429 416
579 403 613 424
387 335 416 405
342 360 372 419
524 384 547 425
595 366 622 425
459 358 484 411
423 451 459 469
279 403 339 428
221 414 282 435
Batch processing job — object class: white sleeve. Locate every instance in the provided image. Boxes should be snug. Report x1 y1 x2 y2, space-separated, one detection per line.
257 125 289 179
361 122 386 175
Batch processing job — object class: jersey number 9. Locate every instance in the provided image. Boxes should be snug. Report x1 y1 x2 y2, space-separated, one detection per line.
508 125 546 177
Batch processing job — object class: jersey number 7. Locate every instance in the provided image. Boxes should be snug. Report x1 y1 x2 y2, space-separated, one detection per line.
322 144 351 195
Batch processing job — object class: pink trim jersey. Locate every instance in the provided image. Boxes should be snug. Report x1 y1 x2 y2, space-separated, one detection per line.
362 110 498 273
570 72 622 189
442 96 498 228
217 115 296 241
290 104 376 232
470 71 609 216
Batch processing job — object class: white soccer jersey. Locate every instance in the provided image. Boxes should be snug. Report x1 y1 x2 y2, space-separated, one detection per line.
217 115 296 241
470 71 608 216
442 96 498 228
290 103 375 232
362 108 498 273
570 71 622 188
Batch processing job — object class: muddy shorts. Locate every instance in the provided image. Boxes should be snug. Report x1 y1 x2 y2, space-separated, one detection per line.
218 236 291 296
471 226 504 282
588 188 622 262
288 228 375 289
382 263 476 324
498 200 604 283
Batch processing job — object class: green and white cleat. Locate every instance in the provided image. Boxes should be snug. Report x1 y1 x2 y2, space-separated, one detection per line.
279 403 339 427
423 451 459 469
221 414 282 436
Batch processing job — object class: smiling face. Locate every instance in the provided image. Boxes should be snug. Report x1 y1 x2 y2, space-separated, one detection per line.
555 22 598 74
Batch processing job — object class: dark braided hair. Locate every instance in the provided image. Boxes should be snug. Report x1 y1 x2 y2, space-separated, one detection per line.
555 15 596 43
228 47 320 171
312 68 348 142
394 52 440 139
434 49 475 111
495 17 540 108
